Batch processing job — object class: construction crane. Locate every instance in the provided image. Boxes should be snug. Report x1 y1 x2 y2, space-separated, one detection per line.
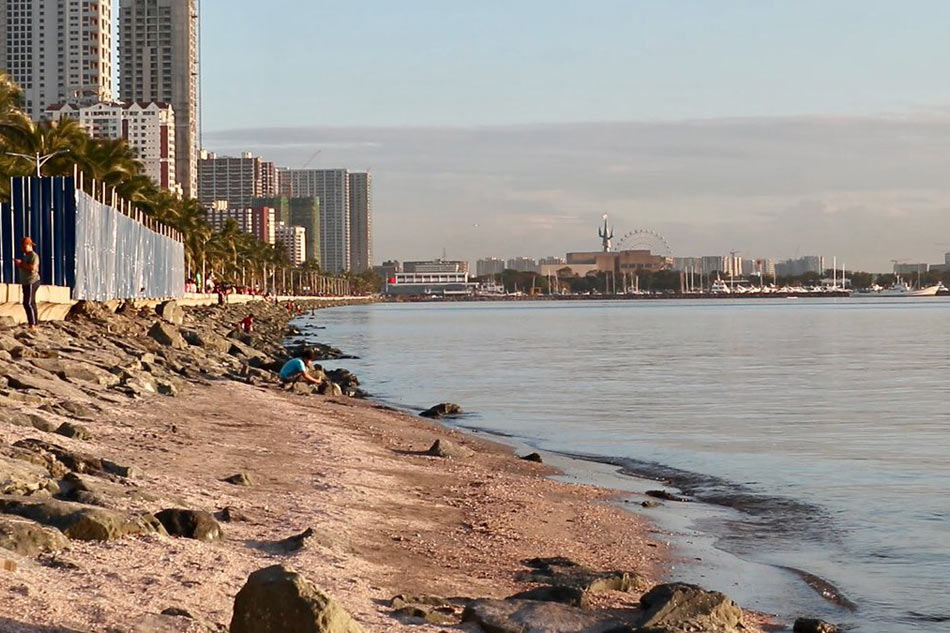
301 149 322 169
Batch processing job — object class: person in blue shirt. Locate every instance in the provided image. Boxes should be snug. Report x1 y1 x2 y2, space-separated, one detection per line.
279 348 323 386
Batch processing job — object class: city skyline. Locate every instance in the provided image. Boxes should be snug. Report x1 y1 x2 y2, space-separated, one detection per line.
206 114 950 273
196 2 950 273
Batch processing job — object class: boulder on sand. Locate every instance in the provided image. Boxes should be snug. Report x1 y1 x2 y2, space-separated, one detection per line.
148 321 188 349
514 557 641 607
154 508 222 542
229 564 365 633
425 439 474 459
636 583 744 633
0 515 69 556
222 473 254 486
0 455 53 495
0 496 162 541
156 300 184 326
419 403 463 419
55 421 93 441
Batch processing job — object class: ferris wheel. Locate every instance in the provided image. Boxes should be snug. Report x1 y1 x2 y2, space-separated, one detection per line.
614 230 673 258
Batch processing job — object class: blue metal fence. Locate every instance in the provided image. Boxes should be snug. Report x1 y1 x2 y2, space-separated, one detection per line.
0 176 184 300
0 176 76 287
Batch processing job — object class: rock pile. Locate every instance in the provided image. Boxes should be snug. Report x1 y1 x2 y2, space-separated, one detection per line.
0 297 367 625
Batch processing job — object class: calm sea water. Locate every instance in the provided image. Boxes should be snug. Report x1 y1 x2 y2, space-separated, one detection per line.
295 299 950 632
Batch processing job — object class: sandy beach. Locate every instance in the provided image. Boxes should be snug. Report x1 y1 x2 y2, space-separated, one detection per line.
2 378 671 631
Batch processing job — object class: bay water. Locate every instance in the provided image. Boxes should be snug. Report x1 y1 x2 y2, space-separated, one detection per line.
294 299 949 632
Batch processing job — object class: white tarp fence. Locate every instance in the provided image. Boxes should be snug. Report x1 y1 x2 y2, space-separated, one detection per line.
73 190 185 301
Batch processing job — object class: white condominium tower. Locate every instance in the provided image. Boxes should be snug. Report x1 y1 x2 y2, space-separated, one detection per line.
118 0 198 198
280 168 351 273
0 0 114 120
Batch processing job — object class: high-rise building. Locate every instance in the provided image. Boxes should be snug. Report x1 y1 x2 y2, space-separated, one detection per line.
776 256 825 277
198 152 275 208
118 0 198 198
260 161 278 198
0 0 114 120
288 197 321 267
275 223 306 266
46 101 177 191
206 206 276 245
476 257 505 277
701 256 724 275
252 195 290 225
506 257 539 273
279 169 350 273
348 171 372 273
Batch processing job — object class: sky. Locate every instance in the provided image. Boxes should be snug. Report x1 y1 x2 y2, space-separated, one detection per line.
200 1 950 271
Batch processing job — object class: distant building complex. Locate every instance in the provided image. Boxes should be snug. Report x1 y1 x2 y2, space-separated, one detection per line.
46 101 177 191
275 223 307 266
206 205 276 245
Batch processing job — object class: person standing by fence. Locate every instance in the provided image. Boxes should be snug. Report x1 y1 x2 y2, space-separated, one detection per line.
14 237 40 332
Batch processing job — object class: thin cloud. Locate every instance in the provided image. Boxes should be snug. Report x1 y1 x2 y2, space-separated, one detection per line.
204 113 950 271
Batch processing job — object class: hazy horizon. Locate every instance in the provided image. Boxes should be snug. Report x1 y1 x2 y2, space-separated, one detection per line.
200 1 950 273
205 112 950 273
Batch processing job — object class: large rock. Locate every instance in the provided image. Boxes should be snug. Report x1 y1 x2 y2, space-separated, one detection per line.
55 421 93 441
148 321 188 349
156 301 184 326
227 340 271 365
316 381 343 397
636 583 744 633
0 455 54 495
183 329 232 354
0 515 69 556
154 508 222 542
30 358 119 387
13 438 104 475
419 403 463 419
425 439 474 459
0 496 162 541
517 557 641 596
462 599 636 633
793 618 841 633
229 564 365 633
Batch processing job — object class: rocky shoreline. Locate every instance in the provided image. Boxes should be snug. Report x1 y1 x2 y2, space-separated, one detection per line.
0 300 837 632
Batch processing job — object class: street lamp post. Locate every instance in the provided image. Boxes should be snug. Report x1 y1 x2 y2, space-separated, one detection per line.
4 149 70 177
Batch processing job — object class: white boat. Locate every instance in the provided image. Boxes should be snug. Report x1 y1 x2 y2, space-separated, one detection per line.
878 277 942 297
710 276 731 294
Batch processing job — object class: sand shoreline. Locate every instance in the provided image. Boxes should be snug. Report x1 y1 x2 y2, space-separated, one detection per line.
0 299 781 632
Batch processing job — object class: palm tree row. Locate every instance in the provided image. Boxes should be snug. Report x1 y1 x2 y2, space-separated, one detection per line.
0 73 338 293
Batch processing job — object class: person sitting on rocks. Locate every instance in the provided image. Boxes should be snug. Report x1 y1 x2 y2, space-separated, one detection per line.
279 348 323 387
238 314 254 333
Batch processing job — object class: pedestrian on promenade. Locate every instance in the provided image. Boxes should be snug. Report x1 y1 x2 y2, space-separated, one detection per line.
279 348 323 387
14 237 40 332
